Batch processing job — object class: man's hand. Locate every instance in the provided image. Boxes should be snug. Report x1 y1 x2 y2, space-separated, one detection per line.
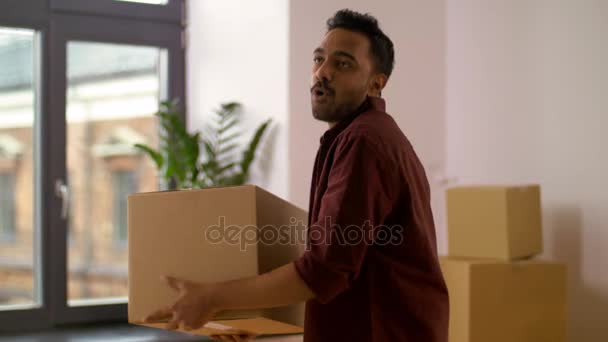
143 263 314 336
144 275 218 330
210 334 258 342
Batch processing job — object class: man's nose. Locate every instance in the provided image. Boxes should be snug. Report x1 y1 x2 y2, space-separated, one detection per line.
314 61 333 83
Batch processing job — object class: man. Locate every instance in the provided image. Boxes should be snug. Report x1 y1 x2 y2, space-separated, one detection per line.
145 9 449 342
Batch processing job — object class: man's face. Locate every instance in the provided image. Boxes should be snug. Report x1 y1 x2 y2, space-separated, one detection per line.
311 28 379 124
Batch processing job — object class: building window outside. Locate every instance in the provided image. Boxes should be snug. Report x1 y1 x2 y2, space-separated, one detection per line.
0 172 16 241
112 170 136 246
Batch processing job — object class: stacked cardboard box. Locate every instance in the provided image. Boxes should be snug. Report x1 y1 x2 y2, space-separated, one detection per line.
128 185 307 337
442 185 567 342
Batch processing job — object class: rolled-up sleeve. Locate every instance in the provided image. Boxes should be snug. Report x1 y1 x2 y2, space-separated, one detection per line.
294 134 397 304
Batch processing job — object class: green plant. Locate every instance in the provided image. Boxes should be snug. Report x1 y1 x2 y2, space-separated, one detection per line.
134 100 271 189
200 102 271 187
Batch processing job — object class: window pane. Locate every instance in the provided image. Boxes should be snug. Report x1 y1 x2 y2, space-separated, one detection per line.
66 41 164 305
113 0 168 4
112 170 136 245
0 27 38 309
0 174 16 239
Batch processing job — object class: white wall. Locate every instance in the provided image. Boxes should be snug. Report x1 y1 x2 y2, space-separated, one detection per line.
187 0 289 198
288 0 447 251
446 0 608 340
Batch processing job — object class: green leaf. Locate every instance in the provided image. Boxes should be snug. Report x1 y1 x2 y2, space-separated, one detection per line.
217 162 236 175
216 102 241 123
190 168 200 185
184 132 201 166
239 119 271 180
218 117 240 135
134 144 164 169
221 102 241 113
225 173 246 186
217 143 239 156
168 114 187 136
164 153 177 180
202 139 216 159
202 158 218 185
218 132 241 146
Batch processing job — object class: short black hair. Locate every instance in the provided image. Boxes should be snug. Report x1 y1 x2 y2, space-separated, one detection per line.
326 9 395 78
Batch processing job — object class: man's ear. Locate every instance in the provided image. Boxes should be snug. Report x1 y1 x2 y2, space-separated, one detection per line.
368 73 388 97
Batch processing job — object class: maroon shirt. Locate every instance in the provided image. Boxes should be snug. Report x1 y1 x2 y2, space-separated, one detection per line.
294 96 449 342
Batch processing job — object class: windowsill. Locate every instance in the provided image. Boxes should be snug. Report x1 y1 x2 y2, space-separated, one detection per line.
0 322 210 341
0 322 304 341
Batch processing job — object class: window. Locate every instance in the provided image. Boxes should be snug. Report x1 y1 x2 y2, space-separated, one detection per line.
0 0 185 332
66 41 164 305
112 171 137 246
0 173 16 241
0 27 37 313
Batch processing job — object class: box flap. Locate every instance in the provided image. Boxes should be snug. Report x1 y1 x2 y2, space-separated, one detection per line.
133 317 304 336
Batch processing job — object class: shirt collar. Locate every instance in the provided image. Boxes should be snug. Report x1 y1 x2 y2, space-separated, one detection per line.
319 96 386 145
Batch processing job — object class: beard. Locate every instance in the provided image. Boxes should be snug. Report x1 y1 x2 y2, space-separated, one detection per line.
312 98 353 123
312 95 338 122
311 82 367 123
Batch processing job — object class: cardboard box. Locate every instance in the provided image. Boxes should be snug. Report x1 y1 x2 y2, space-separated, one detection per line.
440 257 567 342
128 185 307 336
446 185 543 260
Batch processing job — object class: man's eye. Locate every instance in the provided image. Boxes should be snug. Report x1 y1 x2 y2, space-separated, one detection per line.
338 61 351 68
313 57 323 64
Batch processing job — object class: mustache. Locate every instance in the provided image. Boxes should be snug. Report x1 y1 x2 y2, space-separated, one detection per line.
310 81 335 95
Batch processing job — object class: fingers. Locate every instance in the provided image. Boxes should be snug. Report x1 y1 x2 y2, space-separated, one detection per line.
146 306 202 331
235 334 257 342
163 275 183 292
210 334 257 342
183 319 205 331
166 311 182 330
143 307 172 323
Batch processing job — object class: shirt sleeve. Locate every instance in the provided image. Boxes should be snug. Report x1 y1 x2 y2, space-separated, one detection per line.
294 134 397 304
